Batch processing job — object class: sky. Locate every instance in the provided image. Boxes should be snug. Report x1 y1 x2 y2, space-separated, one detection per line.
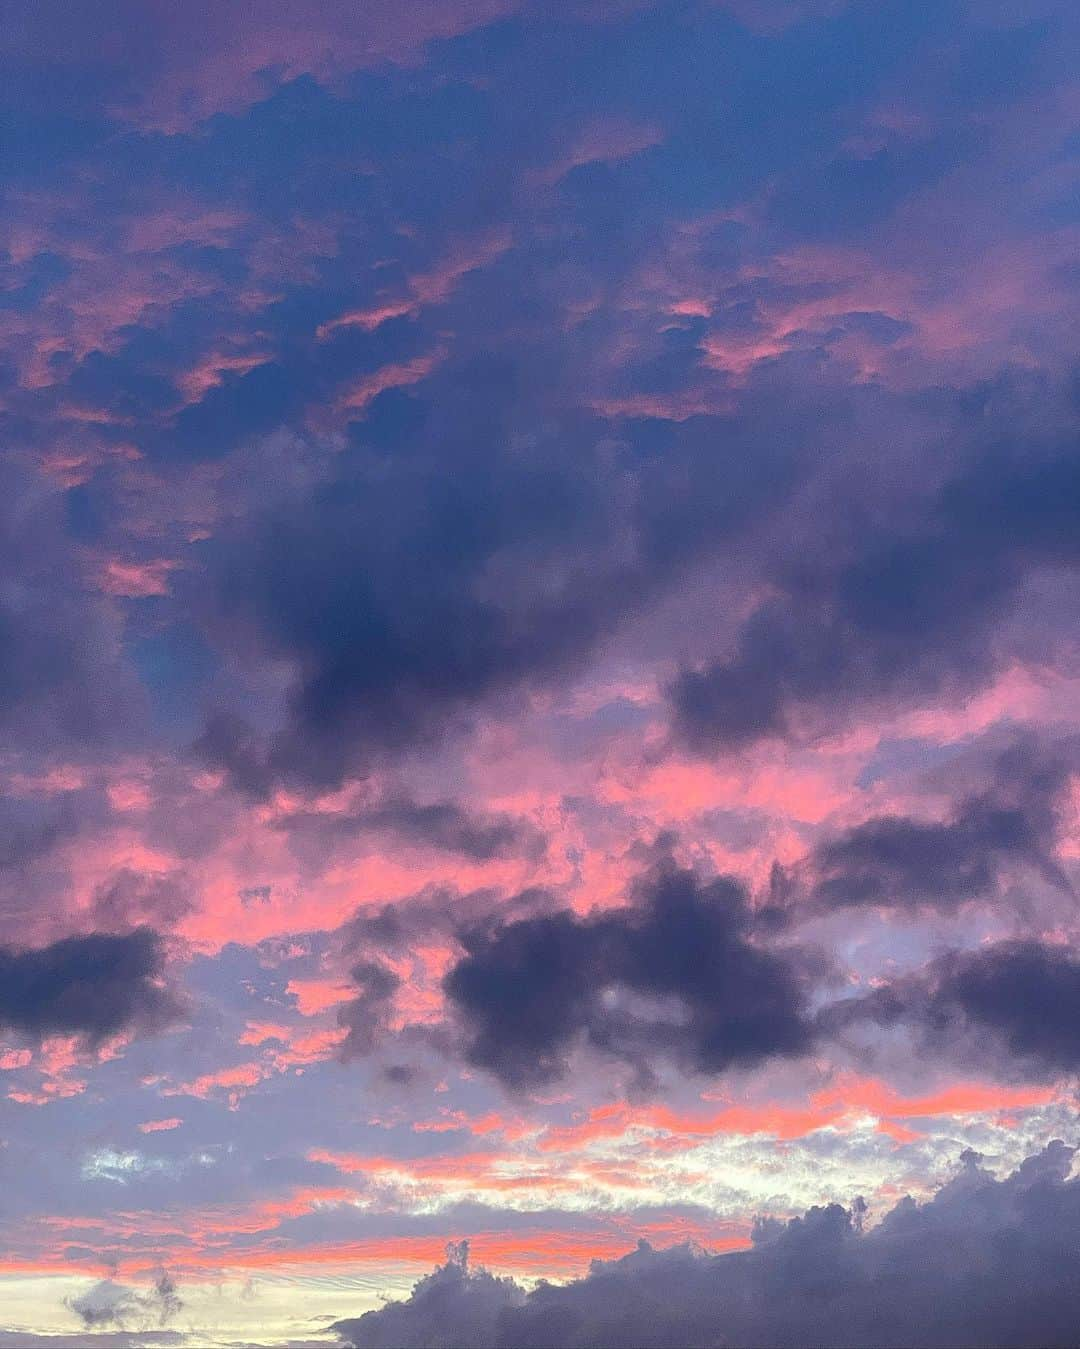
2 1 1080 1344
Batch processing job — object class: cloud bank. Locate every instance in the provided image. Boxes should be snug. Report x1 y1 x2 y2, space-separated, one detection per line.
335 1143 1080 1349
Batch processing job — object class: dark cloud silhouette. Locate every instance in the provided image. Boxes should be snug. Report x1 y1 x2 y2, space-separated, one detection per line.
335 1142 1080 1349
191 384 801 792
807 738 1072 912
443 861 816 1087
670 385 1080 753
822 939 1080 1078
0 928 180 1043
194 397 639 788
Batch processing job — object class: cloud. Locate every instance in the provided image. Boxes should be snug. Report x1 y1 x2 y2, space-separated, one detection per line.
0 928 180 1043
822 939 1080 1080
0 790 81 872
804 736 1072 912
91 869 195 930
66 1268 182 1331
2 0 523 130
334 1142 1080 1348
190 366 815 790
192 400 634 788
277 794 546 863
341 884 550 957
337 960 403 1060
443 858 816 1087
669 378 1080 754
0 459 141 758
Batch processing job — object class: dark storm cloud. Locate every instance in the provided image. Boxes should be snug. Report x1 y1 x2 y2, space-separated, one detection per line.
822 939 1080 1080
443 861 816 1087
0 928 180 1043
669 378 1080 753
191 368 821 790
193 389 640 788
807 737 1072 912
335 1142 1080 1349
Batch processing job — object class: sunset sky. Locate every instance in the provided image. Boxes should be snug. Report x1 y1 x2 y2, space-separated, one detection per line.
3 2 1080 1345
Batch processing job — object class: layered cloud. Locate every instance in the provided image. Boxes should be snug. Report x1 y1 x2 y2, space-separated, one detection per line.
3 0 1080 1342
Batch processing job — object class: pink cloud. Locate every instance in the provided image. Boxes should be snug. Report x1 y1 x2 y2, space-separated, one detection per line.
105 0 526 132
286 979 354 1017
336 349 445 417
533 118 664 187
317 230 510 339
97 557 181 598
166 1061 266 1108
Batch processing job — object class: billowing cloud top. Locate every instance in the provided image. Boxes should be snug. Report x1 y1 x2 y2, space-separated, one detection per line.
2 0 1080 1344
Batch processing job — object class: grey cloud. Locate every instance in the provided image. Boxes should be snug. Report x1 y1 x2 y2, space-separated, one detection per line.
442 859 817 1088
335 1142 1080 1348
806 736 1073 913
0 928 182 1044
277 794 546 864
66 1269 182 1331
669 377 1080 756
821 939 1080 1080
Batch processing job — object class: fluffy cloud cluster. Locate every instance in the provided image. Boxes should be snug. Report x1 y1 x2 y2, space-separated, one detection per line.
0 928 180 1044
335 1143 1080 1348
442 861 815 1087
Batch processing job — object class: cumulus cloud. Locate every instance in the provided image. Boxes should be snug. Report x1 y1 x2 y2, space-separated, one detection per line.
0 928 181 1043
822 939 1080 1080
669 383 1080 754
804 736 1073 913
334 1143 1080 1348
443 859 816 1087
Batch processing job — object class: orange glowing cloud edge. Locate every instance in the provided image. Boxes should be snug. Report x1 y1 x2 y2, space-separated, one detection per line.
2 1215 750 1282
535 1079 1064 1153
